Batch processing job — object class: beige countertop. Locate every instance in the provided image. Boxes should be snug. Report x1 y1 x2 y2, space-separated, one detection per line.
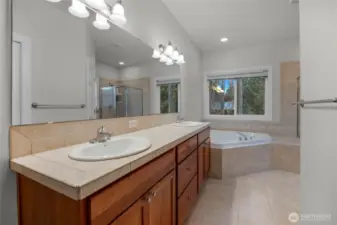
11 123 209 200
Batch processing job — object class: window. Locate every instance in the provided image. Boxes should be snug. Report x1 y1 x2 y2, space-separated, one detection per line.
205 67 270 120
160 83 179 113
155 77 181 114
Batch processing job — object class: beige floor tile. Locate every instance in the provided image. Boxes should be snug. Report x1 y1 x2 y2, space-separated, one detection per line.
186 170 299 225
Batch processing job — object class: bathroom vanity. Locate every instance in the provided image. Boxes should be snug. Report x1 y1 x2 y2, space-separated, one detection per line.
11 123 210 225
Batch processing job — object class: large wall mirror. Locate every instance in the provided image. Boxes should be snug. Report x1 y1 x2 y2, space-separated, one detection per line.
12 0 181 125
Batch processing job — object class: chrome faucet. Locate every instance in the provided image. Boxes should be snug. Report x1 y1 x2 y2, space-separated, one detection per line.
90 126 112 143
177 114 184 123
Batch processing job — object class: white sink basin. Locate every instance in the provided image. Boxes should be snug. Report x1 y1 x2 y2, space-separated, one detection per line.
68 137 152 162
172 121 204 127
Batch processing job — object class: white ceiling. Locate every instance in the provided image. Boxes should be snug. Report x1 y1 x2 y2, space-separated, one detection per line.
162 0 300 52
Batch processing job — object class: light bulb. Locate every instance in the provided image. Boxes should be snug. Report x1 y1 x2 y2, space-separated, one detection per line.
110 1 127 25
177 54 185 64
166 58 173 66
93 13 110 30
164 43 174 57
46 0 62 2
159 54 168 63
152 49 161 59
69 0 89 18
172 49 179 61
85 0 107 10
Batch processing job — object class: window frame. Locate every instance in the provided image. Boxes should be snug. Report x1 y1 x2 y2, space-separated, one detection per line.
203 66 272 121
153 76 181 114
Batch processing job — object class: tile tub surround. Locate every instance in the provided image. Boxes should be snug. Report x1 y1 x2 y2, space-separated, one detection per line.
10 113 178 159
210 137 300 179
10 123 210 200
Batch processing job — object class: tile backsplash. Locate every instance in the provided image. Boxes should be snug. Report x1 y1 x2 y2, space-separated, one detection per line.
10 114 178 159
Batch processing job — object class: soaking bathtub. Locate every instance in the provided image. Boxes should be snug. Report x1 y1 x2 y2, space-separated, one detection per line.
210 130 272 149
209 130 273 179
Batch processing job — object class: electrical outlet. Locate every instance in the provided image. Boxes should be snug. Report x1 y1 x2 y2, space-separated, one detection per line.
128 120 138 128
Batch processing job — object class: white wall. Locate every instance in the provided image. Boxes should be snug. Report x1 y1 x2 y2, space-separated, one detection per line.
13 0 93 123
300 0 337 222
0 1 18 224
121 0 203 120
202 39 300 123
96 62 120 80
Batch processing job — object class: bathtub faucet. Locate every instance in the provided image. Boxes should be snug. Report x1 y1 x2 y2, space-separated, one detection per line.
237 132 248 141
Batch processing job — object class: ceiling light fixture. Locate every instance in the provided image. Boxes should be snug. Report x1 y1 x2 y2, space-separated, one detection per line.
152 42 185 66
46 0 62 2
220 37 229 43
68 0 89 18
110 0 127 25
119 61 125 65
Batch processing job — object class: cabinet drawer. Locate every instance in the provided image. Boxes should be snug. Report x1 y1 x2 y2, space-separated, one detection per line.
198 128 210 145
178 175 198 225
177 136 197 163
177 150 198 197
90 150 175 225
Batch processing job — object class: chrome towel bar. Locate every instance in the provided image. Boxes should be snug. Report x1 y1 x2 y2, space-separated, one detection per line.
31 103 86 109
292 98 337 107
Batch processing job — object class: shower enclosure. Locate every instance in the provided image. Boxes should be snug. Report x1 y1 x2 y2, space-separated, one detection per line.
99 85 143 119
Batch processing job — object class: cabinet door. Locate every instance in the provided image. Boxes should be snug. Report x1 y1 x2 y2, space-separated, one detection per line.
146 171 176 225
109 200 146 225
198 144 205 190
198 139 211 190
204 139 210 178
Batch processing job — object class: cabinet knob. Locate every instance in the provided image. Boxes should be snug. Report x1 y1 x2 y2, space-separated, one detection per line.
186 168 192 172
187 196 191 201
151 191 157 197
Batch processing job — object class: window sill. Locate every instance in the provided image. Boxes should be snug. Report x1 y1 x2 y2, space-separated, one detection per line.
204 114 272 122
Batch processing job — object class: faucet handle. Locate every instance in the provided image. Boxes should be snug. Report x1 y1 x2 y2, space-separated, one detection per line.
98 126 106 133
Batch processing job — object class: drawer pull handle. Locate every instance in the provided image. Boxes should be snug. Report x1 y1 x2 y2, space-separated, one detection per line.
186 168 192 172
187 196 191 201
150 191 157 197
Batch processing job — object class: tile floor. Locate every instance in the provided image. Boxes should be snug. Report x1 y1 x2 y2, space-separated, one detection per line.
186 170 300 225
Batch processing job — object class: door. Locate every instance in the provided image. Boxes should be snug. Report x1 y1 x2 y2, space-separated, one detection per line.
145 171 176 225
99 86 117 119
109 200 146 225
12 40 22 125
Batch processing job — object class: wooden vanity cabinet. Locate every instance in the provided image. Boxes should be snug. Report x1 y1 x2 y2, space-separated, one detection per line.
16 127 210 225
110 171 176 225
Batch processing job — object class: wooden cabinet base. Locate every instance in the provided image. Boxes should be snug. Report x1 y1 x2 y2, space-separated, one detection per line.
16 128 210 225
17 175 88 225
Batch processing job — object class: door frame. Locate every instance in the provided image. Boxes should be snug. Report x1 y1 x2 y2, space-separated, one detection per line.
12 32 32 124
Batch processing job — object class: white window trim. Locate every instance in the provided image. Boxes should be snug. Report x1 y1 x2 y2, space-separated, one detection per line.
203 66 273 121
12 33 32 125
152 76 181 114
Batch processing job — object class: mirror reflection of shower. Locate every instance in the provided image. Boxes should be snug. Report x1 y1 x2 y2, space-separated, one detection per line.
98 85 143 119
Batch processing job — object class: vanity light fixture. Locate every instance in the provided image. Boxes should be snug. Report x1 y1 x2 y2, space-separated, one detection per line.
68 0 90 18
110 0 127 25
152 42 185 65
85 0 107 10
93 10 111 30
48 0 127 30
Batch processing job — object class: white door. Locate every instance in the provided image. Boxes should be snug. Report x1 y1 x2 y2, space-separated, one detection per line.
12 40 22 125
12 34 32 125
